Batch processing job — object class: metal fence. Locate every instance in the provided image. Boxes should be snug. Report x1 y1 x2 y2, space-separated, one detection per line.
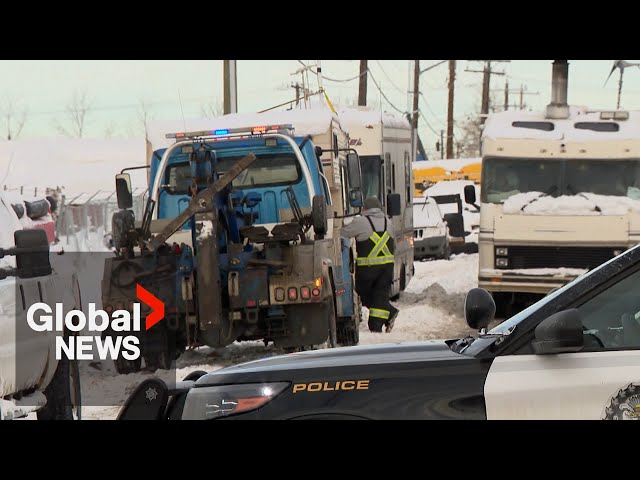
3 184 147 250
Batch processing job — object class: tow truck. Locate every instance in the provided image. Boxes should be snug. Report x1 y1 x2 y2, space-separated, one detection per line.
102 118 378 373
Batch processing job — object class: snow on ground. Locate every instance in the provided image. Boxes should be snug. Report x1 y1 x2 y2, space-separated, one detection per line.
80 252 480 419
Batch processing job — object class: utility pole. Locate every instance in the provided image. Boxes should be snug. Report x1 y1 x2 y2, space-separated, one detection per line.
492 82 539 111
465 60 509 123
412 60 428 161
358 60 368 106
291 82 301 106
504 79 509 112
223 60 238 114
446 60 456 159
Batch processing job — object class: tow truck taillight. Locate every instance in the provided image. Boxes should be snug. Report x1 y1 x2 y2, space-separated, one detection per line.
275 288 285 302
312 288 320 297
300 287 311 299
288 287 298 301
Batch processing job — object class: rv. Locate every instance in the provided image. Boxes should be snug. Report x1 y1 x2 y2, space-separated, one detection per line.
475 60 640 317
339 108 415 298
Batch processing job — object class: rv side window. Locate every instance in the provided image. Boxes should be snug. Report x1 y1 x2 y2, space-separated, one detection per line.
392 164 396 193
404 151 411 205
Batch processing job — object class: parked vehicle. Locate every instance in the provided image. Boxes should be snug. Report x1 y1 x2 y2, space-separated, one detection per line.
412 196 450 260
477 60 640 318
0 192 81 420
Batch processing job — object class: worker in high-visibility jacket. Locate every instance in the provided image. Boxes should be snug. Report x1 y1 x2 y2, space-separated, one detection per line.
341 196 399 332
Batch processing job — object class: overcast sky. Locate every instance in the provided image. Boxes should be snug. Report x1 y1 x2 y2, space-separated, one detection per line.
0 60 638 158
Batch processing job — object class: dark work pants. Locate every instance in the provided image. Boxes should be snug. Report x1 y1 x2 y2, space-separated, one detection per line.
356 263 399 332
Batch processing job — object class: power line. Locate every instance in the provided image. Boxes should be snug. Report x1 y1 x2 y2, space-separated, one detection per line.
375 60 407 95
367 70 407 115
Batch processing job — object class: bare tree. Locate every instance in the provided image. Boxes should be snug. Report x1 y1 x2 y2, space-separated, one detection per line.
56 90 92 138
200 100 223 118
453 84 502 158
1 96 29 140
137 98 154 138
104 120 118 139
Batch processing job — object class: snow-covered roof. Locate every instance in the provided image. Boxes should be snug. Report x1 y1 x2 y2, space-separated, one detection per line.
423 179 477 197
413 158 481 171
337 107 410 130
147 108 342 151
0 137 148 198
482 106 640 142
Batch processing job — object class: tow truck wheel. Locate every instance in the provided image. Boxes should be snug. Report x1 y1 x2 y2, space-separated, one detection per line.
37 354 74 420
114 356 142 374
328 295 338 348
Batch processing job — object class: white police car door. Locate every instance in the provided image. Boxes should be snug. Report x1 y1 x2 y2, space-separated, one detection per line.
484 265 640 420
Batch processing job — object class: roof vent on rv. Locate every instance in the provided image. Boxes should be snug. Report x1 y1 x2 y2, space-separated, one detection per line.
600 111 629 121
545 60 570 120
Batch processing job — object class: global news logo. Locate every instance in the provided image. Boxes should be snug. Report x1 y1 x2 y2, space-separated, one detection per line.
26 284 164 361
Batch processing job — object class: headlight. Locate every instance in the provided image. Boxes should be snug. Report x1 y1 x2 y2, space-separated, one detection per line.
496 258 509 267
182 382 290 420
496 247 508 256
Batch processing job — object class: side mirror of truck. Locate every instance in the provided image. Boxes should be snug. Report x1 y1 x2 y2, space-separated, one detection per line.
312 194 328 239
116 173 133 210
387 193 401 217
464 288 495 330
14 229 52 279
463 184 480 211
346 153 363 208
532 309 584 355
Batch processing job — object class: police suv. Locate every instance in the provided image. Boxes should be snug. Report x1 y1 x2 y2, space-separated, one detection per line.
119 243 640 420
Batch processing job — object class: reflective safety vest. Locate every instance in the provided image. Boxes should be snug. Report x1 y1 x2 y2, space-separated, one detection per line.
355 216 395 267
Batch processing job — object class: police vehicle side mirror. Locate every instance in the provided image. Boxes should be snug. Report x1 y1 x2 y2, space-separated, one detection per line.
532 309 584 355
464 288 495 330
387 193 401 217
116 173 133 210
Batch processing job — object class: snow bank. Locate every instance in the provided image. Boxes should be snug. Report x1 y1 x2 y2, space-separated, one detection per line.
503 191 640 215
362 254 480 345
0 391 46 420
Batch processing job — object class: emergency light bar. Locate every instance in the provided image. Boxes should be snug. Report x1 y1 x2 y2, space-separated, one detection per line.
166 124 295 140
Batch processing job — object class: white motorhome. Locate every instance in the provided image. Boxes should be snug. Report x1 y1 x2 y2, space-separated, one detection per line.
476 60 640 317
339 107 415 298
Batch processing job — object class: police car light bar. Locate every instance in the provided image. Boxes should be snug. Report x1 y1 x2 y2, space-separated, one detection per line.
165 124 295 140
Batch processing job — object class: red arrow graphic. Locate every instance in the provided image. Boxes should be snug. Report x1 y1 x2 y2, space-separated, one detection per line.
136 284 165 330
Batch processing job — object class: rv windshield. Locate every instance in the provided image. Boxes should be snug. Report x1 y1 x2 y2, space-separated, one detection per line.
360 155 383 201
482 157 640 203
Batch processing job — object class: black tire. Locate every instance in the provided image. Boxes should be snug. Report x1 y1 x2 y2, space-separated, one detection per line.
442 240 451 260
337 320 360 346
114 356 142 374
37 356 74 420
327 296 338 348
144 350 172 371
